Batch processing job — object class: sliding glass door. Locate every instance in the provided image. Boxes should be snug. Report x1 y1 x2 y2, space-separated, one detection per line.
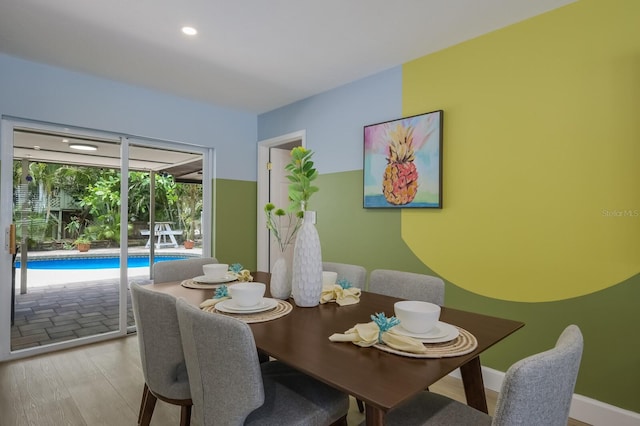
0 119 212 360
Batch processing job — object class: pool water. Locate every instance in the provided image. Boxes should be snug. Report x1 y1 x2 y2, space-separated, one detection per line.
15 255 190 270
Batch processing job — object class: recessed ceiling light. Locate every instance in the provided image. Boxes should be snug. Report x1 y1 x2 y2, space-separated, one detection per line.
182 26 197 36
62 138 69 143
69 143 98 151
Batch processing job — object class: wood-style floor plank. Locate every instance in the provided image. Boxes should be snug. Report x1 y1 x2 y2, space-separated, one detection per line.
0 362 29 426
49 349 136 425
0 335 589 426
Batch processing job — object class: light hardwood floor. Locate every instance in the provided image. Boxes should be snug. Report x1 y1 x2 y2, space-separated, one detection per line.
0 335 589 425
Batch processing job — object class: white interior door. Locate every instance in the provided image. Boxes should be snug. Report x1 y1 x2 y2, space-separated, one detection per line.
256 130 305 272
269 147 295 269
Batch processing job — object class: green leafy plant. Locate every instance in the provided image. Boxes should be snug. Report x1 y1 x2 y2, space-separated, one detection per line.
64 215 84 240
74 236 92 245
264 203 303 253
285 147 318 212
177 183 203 242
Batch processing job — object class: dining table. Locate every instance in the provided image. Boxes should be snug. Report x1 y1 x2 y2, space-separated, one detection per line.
146 272 524 426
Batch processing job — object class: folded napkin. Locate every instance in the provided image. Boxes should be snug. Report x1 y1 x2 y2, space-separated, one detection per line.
229 263 253 282
320 279 361 306
329 313 427 354
200 285 230 309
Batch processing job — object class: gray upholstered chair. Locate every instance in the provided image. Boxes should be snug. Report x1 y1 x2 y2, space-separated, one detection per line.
375 324 584 426
130 283 192 426
357 269 445 412
152 257 218 283
368 269 445 305
175 298 350 426
322 262 367 289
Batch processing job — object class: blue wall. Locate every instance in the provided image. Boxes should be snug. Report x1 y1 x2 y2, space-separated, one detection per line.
0 53 257 181
258 67 402 174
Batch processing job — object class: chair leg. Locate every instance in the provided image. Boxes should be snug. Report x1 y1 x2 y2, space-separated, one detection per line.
138 384 149 424
139 388 158 426
356 398 365 413
180 405 192 426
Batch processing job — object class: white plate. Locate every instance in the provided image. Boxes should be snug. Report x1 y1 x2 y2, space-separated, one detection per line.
192 274 236 284
392 321 460 343
216 298 278 314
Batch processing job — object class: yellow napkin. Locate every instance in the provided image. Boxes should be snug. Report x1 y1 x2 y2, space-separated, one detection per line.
199 296 229 309
329 321 427 354
320 284 361 306
232 270 253 282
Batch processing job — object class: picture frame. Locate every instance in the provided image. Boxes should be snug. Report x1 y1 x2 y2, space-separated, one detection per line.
363 110 443 208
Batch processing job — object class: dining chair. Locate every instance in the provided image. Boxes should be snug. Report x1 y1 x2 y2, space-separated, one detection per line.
374 324 584 426
175 298 350 426
152 256 218 283
130 283 192 426
368 269 445 305
321 262 367 412
322 262 367 289
355 269 445 413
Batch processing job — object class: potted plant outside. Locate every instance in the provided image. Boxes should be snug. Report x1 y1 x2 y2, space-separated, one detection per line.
74 236 92 252
183 226 195 249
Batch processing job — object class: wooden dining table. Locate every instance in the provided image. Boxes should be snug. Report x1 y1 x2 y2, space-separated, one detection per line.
146 272 524 426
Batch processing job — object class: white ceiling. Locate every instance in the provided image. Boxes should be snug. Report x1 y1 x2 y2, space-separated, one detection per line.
0 0 574 114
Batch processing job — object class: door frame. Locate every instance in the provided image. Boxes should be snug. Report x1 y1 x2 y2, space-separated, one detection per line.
0 117 213 361
256 130 305 272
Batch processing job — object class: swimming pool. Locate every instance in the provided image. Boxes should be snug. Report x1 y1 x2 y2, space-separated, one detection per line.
15 255 191 270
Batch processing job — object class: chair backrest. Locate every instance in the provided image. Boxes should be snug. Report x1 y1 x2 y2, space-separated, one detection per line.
176 298 264 426
152 257 218 283
130 283 191 400
368 269 445 305
492 324 584 426
322 262 367 289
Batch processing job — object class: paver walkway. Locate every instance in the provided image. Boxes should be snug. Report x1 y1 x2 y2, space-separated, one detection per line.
10 246 202 350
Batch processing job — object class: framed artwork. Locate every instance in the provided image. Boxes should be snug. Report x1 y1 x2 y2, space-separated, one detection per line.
363 110 443 208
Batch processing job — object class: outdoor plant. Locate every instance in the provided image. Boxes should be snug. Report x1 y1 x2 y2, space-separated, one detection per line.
64 216 82 240
73 231 94 252
177 183 203 243
74 235 92 245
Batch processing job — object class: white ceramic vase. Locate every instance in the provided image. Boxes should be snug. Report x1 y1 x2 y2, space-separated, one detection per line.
291 210 323 307
269 253 291 299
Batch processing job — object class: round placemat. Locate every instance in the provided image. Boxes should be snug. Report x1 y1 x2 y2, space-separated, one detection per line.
202 299 293 323
374 326 477 358
181 278 239 289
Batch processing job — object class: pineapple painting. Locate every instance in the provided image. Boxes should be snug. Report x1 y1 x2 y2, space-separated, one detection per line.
382 124 418 205
363 110 443 208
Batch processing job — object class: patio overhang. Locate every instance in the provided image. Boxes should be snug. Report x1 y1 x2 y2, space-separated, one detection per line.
12 128 203 182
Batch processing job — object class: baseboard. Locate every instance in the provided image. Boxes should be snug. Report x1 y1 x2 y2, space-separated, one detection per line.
449 367 640 426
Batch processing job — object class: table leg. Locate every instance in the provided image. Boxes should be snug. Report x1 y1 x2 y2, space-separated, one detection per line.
365 404 384 426
460 355 488 413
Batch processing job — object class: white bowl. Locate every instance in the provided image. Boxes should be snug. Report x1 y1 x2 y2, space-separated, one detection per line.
394 300 441 334
202 263 228 279
322 271 338 286
229 282 266 307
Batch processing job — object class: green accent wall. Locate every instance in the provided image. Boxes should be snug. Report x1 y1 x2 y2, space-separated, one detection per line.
315 170 640 412
214 179 257 270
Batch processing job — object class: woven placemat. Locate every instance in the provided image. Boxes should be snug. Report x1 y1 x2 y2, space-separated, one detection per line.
374 327 477 358
181 278 239 289
202 299 293 324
